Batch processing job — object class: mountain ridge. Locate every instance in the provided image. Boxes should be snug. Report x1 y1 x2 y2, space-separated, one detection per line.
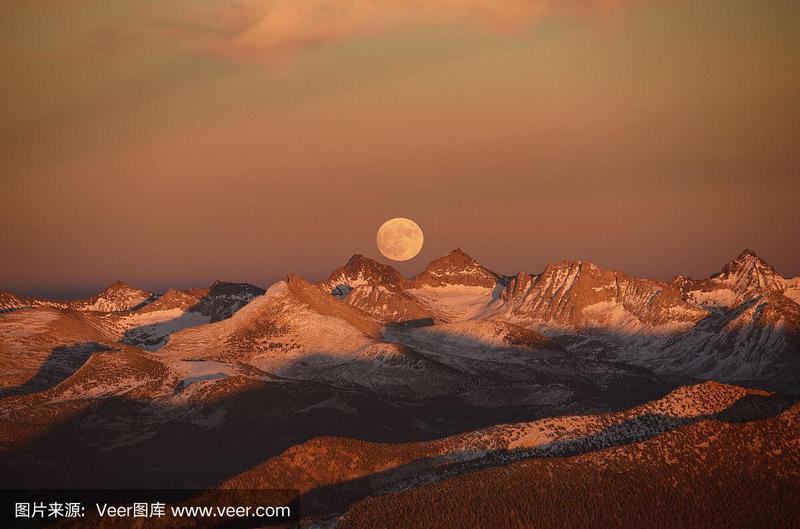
1 247 798 392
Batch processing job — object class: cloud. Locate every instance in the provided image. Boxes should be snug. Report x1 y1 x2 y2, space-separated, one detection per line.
156 0 644 59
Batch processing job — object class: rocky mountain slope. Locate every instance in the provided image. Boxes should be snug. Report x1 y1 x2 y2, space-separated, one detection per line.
153 274 665 407
314 248 800 392
337 397 799 529
218 381 799 528
497 260 707 332
670 249 794 307
109 280 265 350
0 307 111 396
1 247 797 404
67 281 157 312
0 247 797 503
0 290 63 312
411 248 500 289
1 281 156 313
320 254 433 323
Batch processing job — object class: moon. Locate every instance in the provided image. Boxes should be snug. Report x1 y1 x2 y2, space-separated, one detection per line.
376 218 424 261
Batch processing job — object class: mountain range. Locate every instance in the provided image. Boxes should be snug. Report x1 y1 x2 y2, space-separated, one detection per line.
0 248 798 527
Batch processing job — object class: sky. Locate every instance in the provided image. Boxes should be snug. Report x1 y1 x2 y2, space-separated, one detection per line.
1 0 799 298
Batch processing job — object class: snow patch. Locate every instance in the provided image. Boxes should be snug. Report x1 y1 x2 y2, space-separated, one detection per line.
176 360 237 387
408 285 495 321
688 288 738 309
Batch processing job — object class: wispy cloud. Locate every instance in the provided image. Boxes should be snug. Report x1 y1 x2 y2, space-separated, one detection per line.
154 0 647 59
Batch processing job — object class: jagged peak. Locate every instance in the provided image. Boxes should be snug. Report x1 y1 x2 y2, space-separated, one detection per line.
325 254 406 290
674 249 787 308
208 280 265 296
344 254 401 275
542 260 582 271
104 280 139 291
718 249 782 287
421 248 491 273
446 247 468 257
69 280 155 312
412 248 499 288
94 281 154 301
439 248 478 263
540 260 614 276
501 271 535 301
721 248 774 275
727 248 766 265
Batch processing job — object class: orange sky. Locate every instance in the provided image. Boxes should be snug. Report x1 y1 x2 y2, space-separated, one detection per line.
2 0 799 297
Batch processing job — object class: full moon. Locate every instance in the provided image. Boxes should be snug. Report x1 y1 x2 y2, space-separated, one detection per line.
376 218 424 261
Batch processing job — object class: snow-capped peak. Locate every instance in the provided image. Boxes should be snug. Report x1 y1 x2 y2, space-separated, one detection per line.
672 249 789 309
719 249 779 285
712 249 785 301
411 248 500 288
322 254 407 295
70 281 156 312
